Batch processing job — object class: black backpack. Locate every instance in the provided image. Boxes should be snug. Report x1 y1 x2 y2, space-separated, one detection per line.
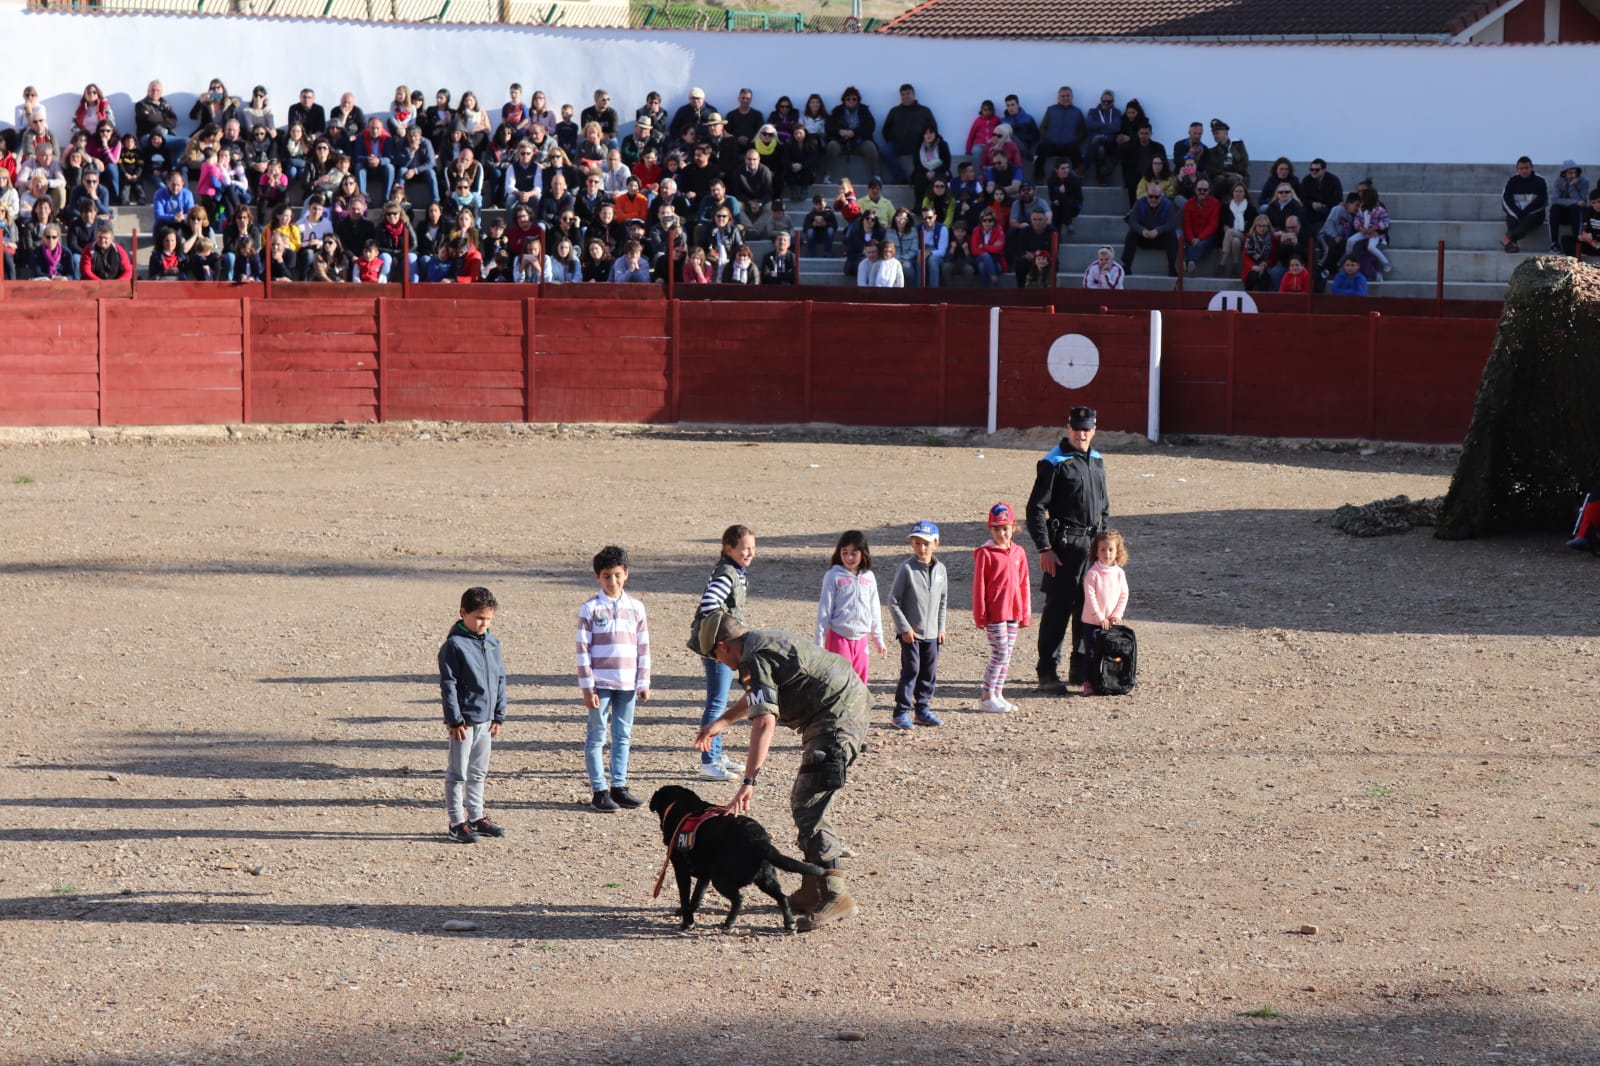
1090 625 1137 695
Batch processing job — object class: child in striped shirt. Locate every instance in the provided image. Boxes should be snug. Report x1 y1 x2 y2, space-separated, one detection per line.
577 545 651 813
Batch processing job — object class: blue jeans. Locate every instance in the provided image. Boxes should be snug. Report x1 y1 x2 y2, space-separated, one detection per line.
915 253 943 288
379 251 419 282
585 688 637 791
403 168 440 204
806 226 835 257
699 656 732 766
359 161 395 199
976 252 1002 286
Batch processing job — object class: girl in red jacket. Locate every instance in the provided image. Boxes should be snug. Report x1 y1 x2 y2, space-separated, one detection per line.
972 502 1031 713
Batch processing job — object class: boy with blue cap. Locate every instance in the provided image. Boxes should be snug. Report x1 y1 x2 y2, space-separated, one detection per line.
887 520 948 730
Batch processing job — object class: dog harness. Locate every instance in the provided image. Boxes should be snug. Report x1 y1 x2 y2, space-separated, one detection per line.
651 802 728 898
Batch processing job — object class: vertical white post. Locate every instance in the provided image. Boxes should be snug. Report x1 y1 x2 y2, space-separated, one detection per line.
1147 309 1162 442
987 306 1000 435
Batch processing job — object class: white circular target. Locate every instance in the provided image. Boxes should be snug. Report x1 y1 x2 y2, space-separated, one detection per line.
1046 333 1100 390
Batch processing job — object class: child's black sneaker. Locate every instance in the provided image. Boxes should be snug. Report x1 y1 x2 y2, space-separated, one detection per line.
470 817 506 837
447 822 478 844
591 789 620 813
609 786 643 809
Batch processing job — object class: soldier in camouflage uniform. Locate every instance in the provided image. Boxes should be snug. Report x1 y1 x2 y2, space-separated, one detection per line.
693 609 868 932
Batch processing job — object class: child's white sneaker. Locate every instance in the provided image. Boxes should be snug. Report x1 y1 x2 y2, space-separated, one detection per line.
717 754 745 774
977 696 1010 713
1000 696 1020 711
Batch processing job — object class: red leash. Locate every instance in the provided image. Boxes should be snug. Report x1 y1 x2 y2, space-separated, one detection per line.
651 802 729 898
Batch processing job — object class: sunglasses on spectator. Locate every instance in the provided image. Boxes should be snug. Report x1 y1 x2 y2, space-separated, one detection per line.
1308 165 1323 173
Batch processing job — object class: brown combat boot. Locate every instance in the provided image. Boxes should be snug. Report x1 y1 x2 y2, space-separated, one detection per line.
787 873 823 915
796 869 857 932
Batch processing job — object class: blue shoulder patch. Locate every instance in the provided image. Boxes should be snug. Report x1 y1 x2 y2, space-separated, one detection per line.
1043 445 1071 466
1089 448 1102 459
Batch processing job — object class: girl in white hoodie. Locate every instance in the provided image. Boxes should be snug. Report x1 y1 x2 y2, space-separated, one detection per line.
815 529 888 684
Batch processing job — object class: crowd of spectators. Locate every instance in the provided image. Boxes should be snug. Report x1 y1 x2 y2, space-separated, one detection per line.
0 77 1394 292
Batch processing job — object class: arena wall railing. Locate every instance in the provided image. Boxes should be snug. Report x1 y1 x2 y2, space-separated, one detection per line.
0 284 1496 442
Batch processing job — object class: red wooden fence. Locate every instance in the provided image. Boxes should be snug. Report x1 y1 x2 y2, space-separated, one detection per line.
0 287 1499 443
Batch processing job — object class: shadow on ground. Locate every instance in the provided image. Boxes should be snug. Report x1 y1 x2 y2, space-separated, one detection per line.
14 1008 1598 1065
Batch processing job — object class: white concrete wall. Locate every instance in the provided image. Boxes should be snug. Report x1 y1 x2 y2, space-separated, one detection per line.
5 9 1597 164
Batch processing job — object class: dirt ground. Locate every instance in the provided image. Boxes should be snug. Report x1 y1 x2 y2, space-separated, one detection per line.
0 422 1596 1066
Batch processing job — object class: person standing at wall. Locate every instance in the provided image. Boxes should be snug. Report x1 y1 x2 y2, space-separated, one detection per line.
1025 406 1109 694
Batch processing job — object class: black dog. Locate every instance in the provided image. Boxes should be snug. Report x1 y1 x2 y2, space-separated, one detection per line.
648 785 825 932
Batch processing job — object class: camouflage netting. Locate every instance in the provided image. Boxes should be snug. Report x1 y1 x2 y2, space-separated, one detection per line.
1436 257 1600 540
1332 495 1443 537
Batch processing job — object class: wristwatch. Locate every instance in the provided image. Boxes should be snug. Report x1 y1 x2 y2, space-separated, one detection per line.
741 776 758 787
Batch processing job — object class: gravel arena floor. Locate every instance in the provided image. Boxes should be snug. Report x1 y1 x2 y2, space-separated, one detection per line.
0 423 1597 1066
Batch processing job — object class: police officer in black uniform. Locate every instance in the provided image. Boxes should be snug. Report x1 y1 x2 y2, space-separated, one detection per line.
1025 405 1109 694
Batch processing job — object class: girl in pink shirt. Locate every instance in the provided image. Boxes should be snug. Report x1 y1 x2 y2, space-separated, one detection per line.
972 502 1031 714
1079 530 1130 694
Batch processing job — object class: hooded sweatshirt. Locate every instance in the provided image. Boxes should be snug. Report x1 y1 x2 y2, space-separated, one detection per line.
815 564 885 645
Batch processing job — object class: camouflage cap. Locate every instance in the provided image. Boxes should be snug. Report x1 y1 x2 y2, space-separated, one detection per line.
695 609 729 658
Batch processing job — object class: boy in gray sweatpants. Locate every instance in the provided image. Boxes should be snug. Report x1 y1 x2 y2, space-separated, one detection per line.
887 520 948 730
439 586 508 844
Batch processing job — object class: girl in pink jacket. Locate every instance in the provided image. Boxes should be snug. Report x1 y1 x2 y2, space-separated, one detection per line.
1080 530 1130 694
972 502 1031 713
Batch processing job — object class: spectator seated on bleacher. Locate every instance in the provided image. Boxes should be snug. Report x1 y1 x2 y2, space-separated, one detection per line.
1002 96 1039 164
842 210 883 278
1205 118 1249 202
581 89 620 150
1328 255 1368 295
767 95 798 140
887 207 919 273
882 83 936 185
679 143 721 211
1270 215 1308 288
802 194 837 258
1241 214 1277 291
1299 159 1343 235
698 202 745 277
1035 86 1087 182
1548 160 1588 253
220 204 260 282
147 226 190 280
20 143 67 212
1216 182 1256 276
394 126 438 205
610 240 652 283
69 169 114 223
80 222 132 281
719 241 759 285
1171 122 1208 177
575 171 609 223
28 220 70 280
0 202 16 280
152 170 193 230
453 92 491 159
921 176 955 228
762 230 798 286
621 117 662 168
824 87 878 183
964 100 999 158
190 78 240 133
1347 187 1392 280
695 179 742 232
1182 179 1221 271
1083 245 1124 290
1045 160 1083 239
909 125 952 209
1566 187 1600 257
1120 120 1164 207
239 85 275 137
943 219 975 286
16 199 56 274
728 149 775 238
670 88 717 144
646 203 686 281
1316 191 1360 278
780 126 821 201
587 201 624 256
1013 208 1055 288
600 150 631 195
288 89 327 140
969 207 1006 287
1122 184 1179 278
798 94 827 139
1257 158 1301 212
722 88 763 154
1278 255 1312 294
